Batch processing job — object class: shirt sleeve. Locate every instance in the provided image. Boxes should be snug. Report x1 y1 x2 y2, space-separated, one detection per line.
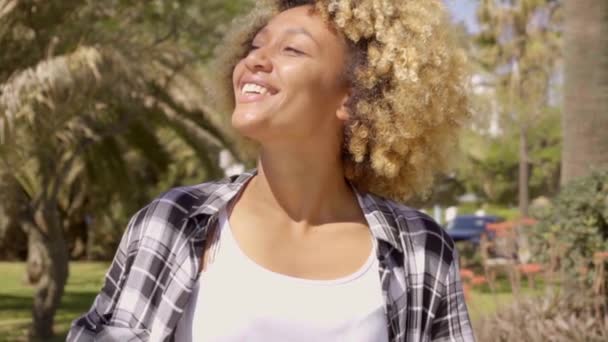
430 248 476 342
66 209 148 342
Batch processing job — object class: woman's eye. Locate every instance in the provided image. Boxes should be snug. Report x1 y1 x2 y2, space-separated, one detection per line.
284 47 304 55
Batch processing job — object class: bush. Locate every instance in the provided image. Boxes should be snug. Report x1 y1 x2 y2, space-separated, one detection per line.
475 287 608 341
530 169 608 285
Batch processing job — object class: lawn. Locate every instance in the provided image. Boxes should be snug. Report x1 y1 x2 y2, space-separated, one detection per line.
0 262 531 341
466 280 543 323
0 262 109 342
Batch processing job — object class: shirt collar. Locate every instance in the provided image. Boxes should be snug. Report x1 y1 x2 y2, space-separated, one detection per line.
188 169 404 254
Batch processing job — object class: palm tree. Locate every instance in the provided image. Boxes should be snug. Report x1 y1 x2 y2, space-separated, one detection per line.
475 0 561 216
0 45 244 340
0 1 251 338
561 0 608 184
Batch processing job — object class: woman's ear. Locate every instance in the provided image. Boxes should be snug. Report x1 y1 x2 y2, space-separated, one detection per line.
336 89 351 121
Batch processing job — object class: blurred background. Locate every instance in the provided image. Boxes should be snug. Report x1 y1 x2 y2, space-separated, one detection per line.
0 0 606 341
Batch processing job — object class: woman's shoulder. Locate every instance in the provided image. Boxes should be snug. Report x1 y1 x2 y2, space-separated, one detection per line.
165 170 249 199
364 192 455 253
365 193 458 279
125 172 250 244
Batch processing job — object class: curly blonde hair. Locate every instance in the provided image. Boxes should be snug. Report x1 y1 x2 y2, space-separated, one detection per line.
209 0 470 201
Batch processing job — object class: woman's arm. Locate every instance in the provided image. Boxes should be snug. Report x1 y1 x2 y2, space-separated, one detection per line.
66 209 147 341
430 249 476 342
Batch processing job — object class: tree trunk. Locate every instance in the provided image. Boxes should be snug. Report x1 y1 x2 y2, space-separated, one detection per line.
518 125 529 217
27 203 69 340
561 0 608 184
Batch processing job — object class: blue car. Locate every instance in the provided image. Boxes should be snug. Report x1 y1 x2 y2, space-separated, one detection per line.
444 215 503 245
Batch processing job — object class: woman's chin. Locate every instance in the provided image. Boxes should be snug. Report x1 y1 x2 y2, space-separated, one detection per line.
231 111 269 140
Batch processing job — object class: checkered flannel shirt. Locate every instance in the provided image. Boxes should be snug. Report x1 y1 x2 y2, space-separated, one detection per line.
67 170 474 341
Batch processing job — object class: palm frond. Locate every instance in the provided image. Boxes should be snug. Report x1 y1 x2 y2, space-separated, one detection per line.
0 46 109 143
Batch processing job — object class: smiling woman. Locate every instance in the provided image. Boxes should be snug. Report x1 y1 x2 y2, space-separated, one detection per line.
67 1 474 342
214 0 470 202
231 4 351 154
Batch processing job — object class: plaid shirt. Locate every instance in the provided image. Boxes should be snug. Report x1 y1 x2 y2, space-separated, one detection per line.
68 170 474 342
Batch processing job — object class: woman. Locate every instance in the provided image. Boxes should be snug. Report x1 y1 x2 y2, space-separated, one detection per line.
68 0 473 341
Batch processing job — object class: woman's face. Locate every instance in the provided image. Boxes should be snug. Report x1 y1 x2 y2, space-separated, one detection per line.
231 5 350 144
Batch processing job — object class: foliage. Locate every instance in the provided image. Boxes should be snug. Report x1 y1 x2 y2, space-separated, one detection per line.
0 0 253 337
475 287 608 342
530 169 608 283
0 0 253 259
466 0 562 215
456 106 561 205
456 203 520 220
457 128 519 204
528 106 562 196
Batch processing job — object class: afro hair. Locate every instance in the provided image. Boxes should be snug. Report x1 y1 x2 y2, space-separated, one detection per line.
209 0 470 201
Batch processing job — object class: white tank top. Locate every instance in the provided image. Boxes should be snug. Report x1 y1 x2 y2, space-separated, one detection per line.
174 208 388 342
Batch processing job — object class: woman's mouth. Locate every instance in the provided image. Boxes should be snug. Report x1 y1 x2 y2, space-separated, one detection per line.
242 83 270 95
236 80 279 103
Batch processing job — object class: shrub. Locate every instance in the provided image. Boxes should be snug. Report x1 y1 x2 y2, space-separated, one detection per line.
475 287 608 342
530 169 608 285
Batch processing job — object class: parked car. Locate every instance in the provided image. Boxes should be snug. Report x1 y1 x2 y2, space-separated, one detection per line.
444 215 503 245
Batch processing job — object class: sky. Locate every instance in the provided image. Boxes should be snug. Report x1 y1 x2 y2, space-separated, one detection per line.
445 0 479 33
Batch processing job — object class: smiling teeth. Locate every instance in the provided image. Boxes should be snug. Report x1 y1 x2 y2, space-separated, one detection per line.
242 83 268 95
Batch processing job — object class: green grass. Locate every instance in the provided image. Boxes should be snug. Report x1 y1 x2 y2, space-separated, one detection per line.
456 203 520 220
466 284 542 323
0 262 109 342
0 262 536 341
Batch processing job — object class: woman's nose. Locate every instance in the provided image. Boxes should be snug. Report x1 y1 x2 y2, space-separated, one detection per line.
244 46 273 73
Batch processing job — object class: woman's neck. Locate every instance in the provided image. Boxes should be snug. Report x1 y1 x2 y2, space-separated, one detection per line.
246 146 361 225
